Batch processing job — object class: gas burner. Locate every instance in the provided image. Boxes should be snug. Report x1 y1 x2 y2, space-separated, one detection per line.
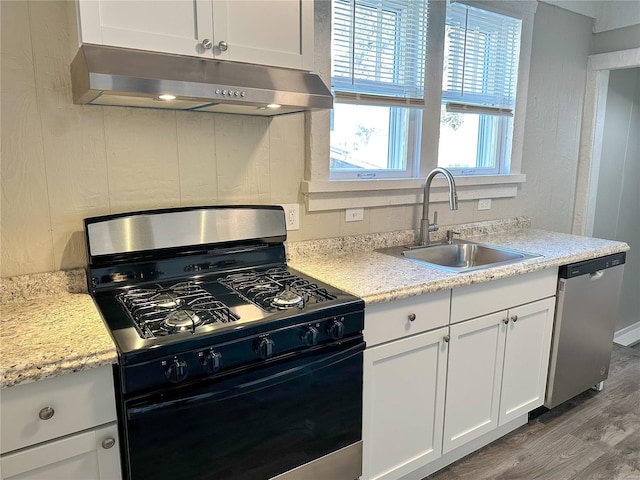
219 267 336 311
117 282 238 338
161 310 203 333
271 290 304 310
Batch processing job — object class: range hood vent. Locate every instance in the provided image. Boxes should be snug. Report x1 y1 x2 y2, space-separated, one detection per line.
70 45 333 116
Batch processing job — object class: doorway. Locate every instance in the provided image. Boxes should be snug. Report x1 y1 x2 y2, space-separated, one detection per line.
573 48 640 345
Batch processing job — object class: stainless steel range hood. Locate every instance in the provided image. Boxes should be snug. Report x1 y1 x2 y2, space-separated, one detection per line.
70 45 333 116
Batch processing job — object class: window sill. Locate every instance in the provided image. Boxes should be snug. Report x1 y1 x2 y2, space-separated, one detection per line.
301 174 526 211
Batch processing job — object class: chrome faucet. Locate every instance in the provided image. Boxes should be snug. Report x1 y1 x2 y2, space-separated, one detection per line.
419 167 459 246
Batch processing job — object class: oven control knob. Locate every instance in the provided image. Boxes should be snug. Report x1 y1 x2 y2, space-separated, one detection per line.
164 357 188 383
201 350 222 374
327 319 345 340
256 337 275 359
301 326 319 346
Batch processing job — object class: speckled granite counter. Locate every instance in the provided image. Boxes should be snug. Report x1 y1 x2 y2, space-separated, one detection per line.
0 219 629 388
287 223 630 305
1 270 117 388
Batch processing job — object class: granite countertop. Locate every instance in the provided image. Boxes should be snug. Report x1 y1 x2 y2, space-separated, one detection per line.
0 218 629 389
1 271 118 389
287 225 630 305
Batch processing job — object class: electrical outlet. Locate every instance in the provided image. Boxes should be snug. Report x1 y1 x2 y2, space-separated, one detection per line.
281 204 300 231
478 199 492 211
345 208 364 222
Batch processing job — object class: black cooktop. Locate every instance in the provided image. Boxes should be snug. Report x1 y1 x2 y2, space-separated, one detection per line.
93 264 362 365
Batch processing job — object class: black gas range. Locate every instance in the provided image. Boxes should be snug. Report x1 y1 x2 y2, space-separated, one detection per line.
85 206 364 480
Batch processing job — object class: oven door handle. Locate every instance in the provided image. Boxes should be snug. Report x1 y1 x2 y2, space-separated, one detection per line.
127 341 365 420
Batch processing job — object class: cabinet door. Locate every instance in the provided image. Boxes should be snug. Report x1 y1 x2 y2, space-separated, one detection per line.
212 0 313 69
499 297 555 425
1 423 121 480
77 0 214 57
443 311 506 454
362 327 448 480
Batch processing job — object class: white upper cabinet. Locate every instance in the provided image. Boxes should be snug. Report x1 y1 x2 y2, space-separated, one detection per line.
77 0 214 57
76 0 313 70
211 0 313 69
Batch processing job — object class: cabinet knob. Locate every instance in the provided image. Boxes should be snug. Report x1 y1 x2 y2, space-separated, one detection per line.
101 437 116 450
218 40 229 52
511 315 518 323
503 318 510 325
443 334 450 343
38 406 55 420
408 313 416 322
201 38 213 49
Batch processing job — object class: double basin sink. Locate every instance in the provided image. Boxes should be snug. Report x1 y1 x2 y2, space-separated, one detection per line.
378 239 541 273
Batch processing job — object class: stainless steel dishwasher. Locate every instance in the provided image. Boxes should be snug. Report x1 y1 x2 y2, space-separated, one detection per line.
545 252 626 408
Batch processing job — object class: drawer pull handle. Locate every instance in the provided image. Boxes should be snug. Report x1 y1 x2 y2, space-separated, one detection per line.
38 406 55 420
443 335 450 343
408 313 416 322
102 437 116 449
511 315 518 323
503 318 509 325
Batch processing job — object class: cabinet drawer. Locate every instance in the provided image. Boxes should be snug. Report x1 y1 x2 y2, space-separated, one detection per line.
365 290 450 347
451 268 558 324
1 366 117 454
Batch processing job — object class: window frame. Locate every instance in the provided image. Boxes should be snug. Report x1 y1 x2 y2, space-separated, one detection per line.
330 0 428 180
303 0 537 212
438 3 522 176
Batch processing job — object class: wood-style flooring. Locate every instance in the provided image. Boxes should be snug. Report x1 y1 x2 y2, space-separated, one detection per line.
424 343 640 480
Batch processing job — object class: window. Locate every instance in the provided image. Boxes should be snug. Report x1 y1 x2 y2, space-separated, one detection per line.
309 1 535 211
330 0 427 179
438 3 522 175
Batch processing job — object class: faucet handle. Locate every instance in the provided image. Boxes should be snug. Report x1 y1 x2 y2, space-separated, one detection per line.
446 230 460 244
428 211 439 232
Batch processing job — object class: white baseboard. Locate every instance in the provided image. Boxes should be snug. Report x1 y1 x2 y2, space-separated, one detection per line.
614 321 640 346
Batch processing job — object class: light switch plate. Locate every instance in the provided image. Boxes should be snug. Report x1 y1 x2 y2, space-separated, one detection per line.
345 208 364 222
478 199 492 211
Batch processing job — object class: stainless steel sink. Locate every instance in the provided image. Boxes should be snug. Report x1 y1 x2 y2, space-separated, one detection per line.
379 240 541 273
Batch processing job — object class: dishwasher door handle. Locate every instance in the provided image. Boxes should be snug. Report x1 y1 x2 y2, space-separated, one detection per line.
589 270 604 280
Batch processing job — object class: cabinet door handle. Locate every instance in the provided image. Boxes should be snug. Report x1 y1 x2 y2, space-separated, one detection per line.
102 437 116 449
201 38 213 49
443 334 450 343
511 315 518 323
408 313 416 322
503 318 509 325
218 40 229 52
38 406 55 420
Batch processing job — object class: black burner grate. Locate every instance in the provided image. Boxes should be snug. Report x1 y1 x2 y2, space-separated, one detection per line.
219 267 336 310
117 282 238 338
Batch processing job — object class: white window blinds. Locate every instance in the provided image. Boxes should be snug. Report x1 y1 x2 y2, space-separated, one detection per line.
332 0 428 105
443 2 521 115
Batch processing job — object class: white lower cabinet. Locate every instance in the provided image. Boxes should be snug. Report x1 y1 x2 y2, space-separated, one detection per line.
362 327 449 480
499 298 555 425
0 366 121 480
359 269 559 480
1 423 120 480
442 297 555 453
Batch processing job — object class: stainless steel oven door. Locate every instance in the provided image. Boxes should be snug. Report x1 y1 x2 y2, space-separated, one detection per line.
123 340 364 480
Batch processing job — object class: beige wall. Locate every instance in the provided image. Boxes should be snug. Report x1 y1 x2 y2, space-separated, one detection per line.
1 0 595 277
510 2 593 234
1 0 306 277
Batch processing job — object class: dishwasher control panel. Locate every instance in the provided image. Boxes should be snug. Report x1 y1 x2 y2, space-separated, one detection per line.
559 251 626 278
